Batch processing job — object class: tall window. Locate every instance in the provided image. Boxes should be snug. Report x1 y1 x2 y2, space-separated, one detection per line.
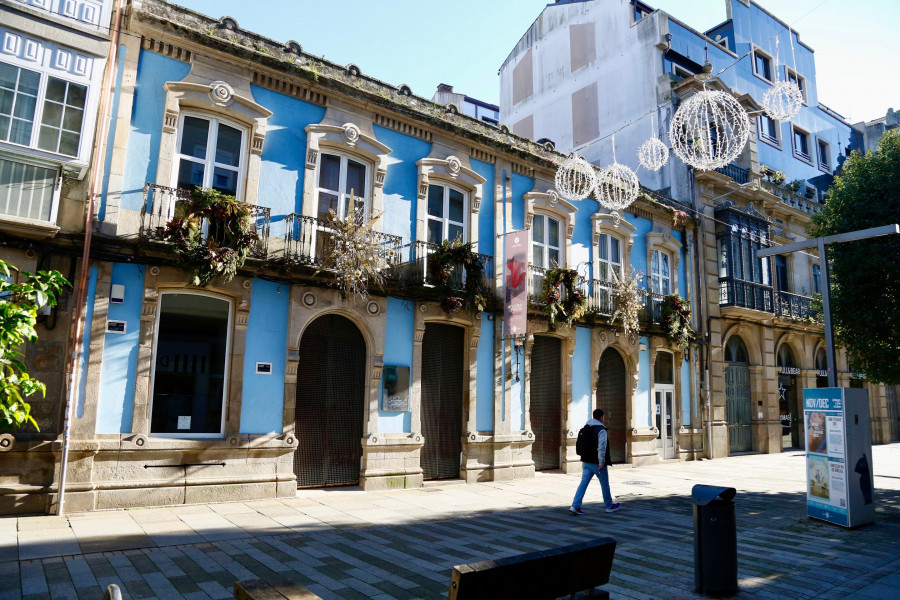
775 255 789 291
317 152 368 221
0 62 87 157
426 183 465 243
792 126 811 162
786 68 807 103
531 214 561 270
812 264 821 294
650 250 671 295
597 233 622 282
817 139 830 172
150 293 231 436
753 51 772 82
175 115 245 198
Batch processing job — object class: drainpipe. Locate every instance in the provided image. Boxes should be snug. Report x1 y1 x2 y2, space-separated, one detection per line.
688 168 713 460
57 0 124 516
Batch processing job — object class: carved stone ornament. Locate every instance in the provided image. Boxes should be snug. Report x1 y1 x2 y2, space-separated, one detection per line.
149 266 160 277
302 292 316 307
367 301 380 315
342 123 361 145
208 81 234 107
548 190 560 206
447 156 462 176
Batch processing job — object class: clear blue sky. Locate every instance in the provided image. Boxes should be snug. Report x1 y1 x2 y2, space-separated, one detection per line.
177 0 899 124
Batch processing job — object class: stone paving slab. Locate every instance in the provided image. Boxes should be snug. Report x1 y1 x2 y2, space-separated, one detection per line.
1 444 898 599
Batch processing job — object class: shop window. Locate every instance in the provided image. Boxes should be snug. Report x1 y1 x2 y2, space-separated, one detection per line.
650 249 671 295
174 114 246 199
0 61 86 157
150 293 231 437
317 152 369 221
0 156 58 221
426 183 466 243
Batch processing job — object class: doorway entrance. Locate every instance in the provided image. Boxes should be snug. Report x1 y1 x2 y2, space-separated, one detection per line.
654 352 676 459
777 344 801 449
294 314 366 487
421 323 464 479
596 348 627 464
725 336 752 453
530 336 562 470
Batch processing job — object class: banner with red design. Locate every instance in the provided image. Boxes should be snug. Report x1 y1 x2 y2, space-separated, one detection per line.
504 230 527 337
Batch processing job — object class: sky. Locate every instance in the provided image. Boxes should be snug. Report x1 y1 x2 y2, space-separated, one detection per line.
176 0 899 124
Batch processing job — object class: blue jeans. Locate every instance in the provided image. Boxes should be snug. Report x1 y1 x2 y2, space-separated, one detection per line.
572 462 614 510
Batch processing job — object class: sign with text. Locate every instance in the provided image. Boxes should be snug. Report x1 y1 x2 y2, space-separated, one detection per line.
504 231 527 337
804 388 847 526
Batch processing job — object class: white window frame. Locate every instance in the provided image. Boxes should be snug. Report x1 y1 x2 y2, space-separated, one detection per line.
792 125 813 165
596 232 622 282
425 182 466 244
315 150 372 221
752 47 774 84
0 154 61 226
0 59 89 159
530 213 562 270
650 249 672 295
758 114 781 148
172 112 248 202
148 290 233 439
785 67 808 104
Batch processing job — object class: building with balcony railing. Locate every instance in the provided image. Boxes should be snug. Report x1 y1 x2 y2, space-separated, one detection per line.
499 0 897 460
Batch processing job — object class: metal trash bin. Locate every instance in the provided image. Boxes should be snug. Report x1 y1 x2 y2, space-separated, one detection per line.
692 484 737 596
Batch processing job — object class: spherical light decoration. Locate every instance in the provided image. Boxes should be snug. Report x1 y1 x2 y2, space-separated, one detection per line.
554 154 597 202
669 90 751 171
638 137 669 171
596 162 640 211
762 80 803 121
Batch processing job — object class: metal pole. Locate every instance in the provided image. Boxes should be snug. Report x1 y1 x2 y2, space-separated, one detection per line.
818 238 838 388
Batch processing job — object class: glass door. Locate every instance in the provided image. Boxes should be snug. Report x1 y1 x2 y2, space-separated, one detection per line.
655 388 675 459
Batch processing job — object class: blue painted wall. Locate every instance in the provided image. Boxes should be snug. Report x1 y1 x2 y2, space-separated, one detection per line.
240 279 290 434
510 173 531 231
379 297 414 433
572 198 598 279
76 266 98 419
99 45 127 221
475 313 494 432
119 50 191 212
625 213 652 276
635 336 651 428
96 263 144 433
572 326 592 425
251 85 327 237
471 158 495 257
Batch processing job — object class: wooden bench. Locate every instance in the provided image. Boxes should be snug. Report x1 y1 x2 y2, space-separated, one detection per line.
447 537 616 600
234 575 323 600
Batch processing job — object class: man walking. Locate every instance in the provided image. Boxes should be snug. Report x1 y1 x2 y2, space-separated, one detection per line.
570 408 621 515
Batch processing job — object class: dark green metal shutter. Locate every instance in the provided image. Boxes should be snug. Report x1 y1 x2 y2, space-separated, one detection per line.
421 323 464 480
530 336 561 470
294 314 366 487
597 349 627 464
726 365 752 452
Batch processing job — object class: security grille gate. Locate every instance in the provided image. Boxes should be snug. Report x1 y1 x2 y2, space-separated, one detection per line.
294 315 366 488
726 365 752 452
421 323 464 479
597 349 627 464
530 336 562 470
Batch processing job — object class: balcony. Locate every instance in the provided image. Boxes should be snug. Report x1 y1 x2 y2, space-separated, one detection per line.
140 184 271 258
775 290 821 322
760 180 822 216
407 240 493 291
719 278 774 313
714 164 750 185
282 212 403 271
583 279 615 316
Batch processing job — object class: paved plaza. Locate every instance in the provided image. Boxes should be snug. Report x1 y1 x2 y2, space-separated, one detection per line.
1 444 898 600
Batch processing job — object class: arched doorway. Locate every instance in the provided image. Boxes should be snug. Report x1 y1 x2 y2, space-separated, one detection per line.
777 344 800 449
294 314 366 487
597 348 627 464
725 336 752 453
421 323 464 479
815 348 829 388
530 335 562 470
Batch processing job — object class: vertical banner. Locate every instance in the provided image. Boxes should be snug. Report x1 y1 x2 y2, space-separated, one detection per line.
803 388 848 526
504 230 527 337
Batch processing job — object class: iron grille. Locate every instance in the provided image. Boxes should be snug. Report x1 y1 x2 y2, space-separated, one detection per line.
530 336 562 470
597 349 627 464
421 323 464 479
294 314 366 487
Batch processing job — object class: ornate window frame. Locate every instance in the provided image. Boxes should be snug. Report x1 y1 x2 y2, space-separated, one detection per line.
303 122 390 220
171 111 248 202
591 212 635 283
524 189 576 269
646 232 682 295
157 80 272 206
416 155 485 246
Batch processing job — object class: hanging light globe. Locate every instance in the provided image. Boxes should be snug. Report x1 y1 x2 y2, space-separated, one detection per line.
669 89 751 171
596 162 640 211
554 154 596 202
638 137 669 171
762 80 803 121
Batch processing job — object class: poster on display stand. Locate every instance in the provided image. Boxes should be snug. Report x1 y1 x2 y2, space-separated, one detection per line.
803 388 875 528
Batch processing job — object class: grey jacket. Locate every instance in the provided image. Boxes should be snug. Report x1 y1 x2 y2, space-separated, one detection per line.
585 418 608 467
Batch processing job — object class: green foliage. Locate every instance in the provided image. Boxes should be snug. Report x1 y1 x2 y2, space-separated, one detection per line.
810 129 900 384
163 187 257 287
0 260 69 431
659 294 695 349
541 268 586 328
426 239 487 315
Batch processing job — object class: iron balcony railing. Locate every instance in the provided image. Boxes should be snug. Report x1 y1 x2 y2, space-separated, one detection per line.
140 183 271 258
641 290 667 323
719 278 775 312
408 241 494 290
775 290 820 322
714 163 750 185
282 213 403 270
583 278 616 316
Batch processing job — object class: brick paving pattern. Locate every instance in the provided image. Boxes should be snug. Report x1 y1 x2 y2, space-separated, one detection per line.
0 444 898 599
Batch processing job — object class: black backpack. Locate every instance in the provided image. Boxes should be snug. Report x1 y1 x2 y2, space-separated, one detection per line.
575 424 599 459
